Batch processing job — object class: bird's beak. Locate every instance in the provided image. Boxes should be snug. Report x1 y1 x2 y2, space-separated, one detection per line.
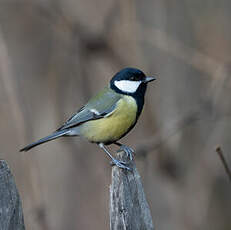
144 76 156 83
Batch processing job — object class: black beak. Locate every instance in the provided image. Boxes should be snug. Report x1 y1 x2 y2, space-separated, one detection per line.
144 76 156 83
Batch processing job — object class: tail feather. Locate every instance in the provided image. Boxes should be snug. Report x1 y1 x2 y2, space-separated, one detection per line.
20 129 70 152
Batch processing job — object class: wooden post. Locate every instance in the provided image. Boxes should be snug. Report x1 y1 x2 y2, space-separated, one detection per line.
0 160 25 230
110 151 154 230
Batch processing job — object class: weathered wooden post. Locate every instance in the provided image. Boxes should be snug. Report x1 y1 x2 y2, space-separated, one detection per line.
110 151 154 230
0 160 25 230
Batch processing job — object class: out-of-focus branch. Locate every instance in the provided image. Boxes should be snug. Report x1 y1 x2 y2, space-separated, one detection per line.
110 151 154 230
0 25 49 230
0 27 27 142
135 112 199 158
139 25 229 109
216 146 231 182
139 26 226 77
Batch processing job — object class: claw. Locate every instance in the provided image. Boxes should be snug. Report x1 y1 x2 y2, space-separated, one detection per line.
98 143 132 171
110 159 127 165
110 159 132 171
118 145 134 161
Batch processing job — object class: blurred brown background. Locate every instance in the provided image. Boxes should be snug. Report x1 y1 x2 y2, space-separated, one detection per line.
0 0 231 229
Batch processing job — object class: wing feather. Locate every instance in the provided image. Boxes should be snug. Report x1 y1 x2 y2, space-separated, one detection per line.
57 88 121 130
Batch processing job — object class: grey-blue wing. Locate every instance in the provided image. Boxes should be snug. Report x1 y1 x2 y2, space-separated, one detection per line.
57 87 121 131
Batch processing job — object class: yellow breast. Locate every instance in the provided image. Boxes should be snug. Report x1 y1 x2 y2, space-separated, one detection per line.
80 96 137 143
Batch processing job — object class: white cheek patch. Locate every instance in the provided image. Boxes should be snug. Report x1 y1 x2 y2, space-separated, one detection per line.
114 80 142 93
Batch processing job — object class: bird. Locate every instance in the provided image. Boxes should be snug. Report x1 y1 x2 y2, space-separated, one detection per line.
20 67 156 170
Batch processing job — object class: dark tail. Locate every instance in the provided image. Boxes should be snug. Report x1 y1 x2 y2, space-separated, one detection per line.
20 129 70 152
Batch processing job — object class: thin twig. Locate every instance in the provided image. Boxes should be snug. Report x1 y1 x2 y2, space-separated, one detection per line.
216 146 231 182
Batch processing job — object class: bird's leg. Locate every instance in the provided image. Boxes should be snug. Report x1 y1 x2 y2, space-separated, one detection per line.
98 143 131 171
114 142 134 161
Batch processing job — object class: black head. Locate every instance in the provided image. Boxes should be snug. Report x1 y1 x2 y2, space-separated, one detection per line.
110 67 155 96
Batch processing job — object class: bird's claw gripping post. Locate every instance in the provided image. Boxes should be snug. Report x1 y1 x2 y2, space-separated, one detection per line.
110 159 132 171
117 145 134 161
99 143 132 171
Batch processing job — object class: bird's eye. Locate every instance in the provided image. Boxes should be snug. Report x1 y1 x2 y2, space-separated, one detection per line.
130 76 139 81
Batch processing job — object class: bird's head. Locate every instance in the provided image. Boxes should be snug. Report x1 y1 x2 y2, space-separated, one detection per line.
110 67 156 95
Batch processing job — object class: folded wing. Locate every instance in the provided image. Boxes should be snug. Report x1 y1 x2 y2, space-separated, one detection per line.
57 87 122 130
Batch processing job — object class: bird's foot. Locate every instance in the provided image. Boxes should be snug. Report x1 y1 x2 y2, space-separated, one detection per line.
118 145 134 161
98 143 132 171
110 159 132 171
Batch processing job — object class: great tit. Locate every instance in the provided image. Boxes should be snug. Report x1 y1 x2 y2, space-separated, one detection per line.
20 67 155 170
